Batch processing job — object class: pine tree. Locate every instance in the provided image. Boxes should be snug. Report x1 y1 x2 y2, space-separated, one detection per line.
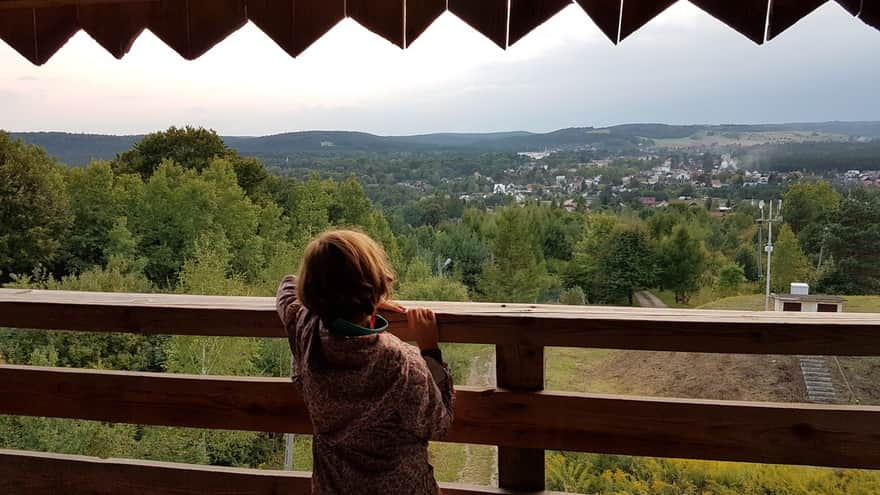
818 189 880 294
598 227 656 305
478 207 555 303
658 225 705 304
769 224 812 292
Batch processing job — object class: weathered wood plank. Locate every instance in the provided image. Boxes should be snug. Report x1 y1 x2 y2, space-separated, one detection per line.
0 365 312 434
3 288 880 355
497 343 545 490
3 365 880 469
0 449 549 495
0 0 149 8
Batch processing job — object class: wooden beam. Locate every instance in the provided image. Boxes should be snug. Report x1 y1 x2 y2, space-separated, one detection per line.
3 365 880 469
3 289 880 355
448 0 509 49
0 0 156 9
0 449 548 495
497 343 545 491
405 0 445 47
0 365 313 434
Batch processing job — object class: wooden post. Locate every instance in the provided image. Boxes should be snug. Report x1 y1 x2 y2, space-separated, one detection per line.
495 342 545 491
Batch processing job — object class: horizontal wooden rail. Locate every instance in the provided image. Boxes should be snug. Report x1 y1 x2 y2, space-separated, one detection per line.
3 365 880 469
3 289 880 354
0 449 551 495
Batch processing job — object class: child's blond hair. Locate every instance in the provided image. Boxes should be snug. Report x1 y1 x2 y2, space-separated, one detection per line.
298 229 395 324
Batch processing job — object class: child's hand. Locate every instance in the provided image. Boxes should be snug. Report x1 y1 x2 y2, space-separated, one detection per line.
377 299 406 314
407 308 439 351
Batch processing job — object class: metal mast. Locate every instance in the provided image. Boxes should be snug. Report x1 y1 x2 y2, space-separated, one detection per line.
764 200 783 311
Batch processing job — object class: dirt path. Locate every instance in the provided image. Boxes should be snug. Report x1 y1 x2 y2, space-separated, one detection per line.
456 349 498 486
461 350 498 484
634 290 665 308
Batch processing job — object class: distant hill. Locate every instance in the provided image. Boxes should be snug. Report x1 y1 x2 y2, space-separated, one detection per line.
8 121 880 166
9 132 142 166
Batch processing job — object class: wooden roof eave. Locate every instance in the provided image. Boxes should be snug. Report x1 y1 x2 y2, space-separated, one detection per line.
0 0 877 66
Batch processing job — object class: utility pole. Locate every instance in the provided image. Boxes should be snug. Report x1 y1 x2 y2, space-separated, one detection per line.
817 225 830 271
437 257 452 277
763 200 783 311
757 200 764 279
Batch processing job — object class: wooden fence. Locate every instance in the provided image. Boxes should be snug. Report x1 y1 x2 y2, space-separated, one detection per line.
2 288 880 494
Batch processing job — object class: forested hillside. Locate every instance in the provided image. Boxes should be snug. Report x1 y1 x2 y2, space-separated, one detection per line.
2 127 880 494
12 120 880 166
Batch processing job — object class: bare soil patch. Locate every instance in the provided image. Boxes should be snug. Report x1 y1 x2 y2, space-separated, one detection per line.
586 351 806 402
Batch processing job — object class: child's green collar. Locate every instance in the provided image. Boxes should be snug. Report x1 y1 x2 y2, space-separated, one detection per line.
329 315 389 337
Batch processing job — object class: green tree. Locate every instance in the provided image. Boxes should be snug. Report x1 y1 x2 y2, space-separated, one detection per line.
818 189 880 294
201 159 265 279
596 226 656 305
114 126 270 198
1 259 160 371
564 213 619 303
232 156 271 198
716 263 746 297
0 132 72 282
114 126 230 178
129 159 275 286
769 224 812 292
150 236 265 467
283 175 332 240
734 247 761 282
783 181 840 235
0 416 135 460
433 223 490 290
783 181 842 259
477 207 555 303
398 258 469 302
398 277 469 302
658 225 706 304
61 161 134 272
559 286 586 305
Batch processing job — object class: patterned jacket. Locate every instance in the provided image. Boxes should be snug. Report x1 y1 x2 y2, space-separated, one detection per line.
276 276 455 494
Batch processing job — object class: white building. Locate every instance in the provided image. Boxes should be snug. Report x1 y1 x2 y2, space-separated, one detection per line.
772 283 845 313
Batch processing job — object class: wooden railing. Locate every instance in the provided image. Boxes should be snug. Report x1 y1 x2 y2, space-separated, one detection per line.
2 288 880 494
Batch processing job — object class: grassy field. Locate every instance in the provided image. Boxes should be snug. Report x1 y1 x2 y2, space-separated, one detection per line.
699 294 880 313
654 284 764 309
698 294 765 310
431 293 880 490
700 294 880 407
545 348 616 393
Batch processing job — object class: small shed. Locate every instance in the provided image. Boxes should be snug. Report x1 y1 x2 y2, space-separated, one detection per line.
772 283 846 313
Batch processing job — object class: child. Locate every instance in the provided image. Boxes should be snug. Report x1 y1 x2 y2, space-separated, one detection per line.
276 229 455 495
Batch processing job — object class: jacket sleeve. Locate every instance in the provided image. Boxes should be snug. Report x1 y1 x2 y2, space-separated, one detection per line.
276 275 300 325
399 347 455 441
276 275 304 390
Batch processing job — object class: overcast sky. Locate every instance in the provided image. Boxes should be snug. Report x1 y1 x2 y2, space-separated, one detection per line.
1 1 879 136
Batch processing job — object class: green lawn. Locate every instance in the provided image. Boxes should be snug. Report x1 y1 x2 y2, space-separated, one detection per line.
545 347 616 393
699 294 765 310
841 296 880 313
699 294 880 313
